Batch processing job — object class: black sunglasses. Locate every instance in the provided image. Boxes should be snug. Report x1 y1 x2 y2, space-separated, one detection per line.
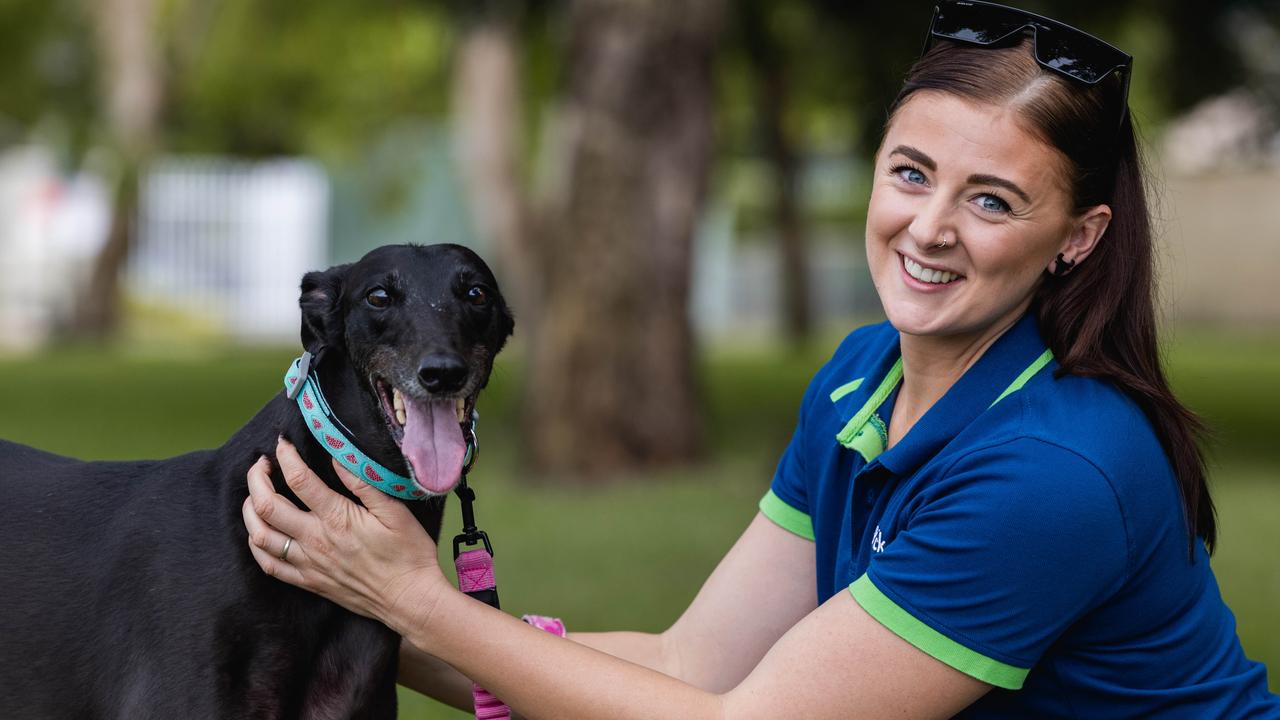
923 1 1133 132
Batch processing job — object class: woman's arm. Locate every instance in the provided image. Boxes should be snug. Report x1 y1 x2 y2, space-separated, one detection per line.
397 643 476 712
391 497 816 703
245 440 991 719
395 574 989 720
546 512 818 691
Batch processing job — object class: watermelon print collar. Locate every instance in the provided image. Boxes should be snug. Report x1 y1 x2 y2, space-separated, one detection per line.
283 353 428 501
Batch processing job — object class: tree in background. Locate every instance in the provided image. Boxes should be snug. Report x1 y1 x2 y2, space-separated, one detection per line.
455 0 725 477
738 0 813 345
68 0 164 340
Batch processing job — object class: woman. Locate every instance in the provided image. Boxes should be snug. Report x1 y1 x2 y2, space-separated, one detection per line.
243 3 1280 717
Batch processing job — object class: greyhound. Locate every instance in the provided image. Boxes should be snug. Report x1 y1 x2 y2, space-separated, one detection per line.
0 243 513 719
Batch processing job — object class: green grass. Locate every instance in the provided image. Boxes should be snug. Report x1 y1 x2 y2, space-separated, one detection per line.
0 328 1276 716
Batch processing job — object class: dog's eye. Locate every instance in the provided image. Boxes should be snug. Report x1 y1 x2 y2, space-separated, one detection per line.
466 286 489 306
365 288 391 309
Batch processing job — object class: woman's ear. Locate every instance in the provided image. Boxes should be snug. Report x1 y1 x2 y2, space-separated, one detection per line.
1052 204 1112 272
299 263 352 352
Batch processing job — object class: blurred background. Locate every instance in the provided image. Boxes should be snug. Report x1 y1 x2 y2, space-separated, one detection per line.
1 0 1277 715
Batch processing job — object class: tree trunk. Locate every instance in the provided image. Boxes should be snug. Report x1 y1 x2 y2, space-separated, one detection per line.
523 0 724 477
69 0 161 340
741 0 811 344
452 0 723 478
452 8 538 325
763 68 811 345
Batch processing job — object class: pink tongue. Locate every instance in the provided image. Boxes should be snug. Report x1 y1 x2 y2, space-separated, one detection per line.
400 398 466 494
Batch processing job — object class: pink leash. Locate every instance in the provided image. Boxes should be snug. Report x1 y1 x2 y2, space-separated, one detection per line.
451 422 564 720
455 547 511 719
455 529 567 720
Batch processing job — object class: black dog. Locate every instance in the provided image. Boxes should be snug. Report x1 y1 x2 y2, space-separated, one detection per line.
0 244 513 719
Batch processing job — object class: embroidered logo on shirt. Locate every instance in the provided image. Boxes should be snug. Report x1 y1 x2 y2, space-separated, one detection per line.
871 525 886 553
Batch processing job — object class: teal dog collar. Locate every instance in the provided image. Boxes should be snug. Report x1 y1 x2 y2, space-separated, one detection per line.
284 353 428 500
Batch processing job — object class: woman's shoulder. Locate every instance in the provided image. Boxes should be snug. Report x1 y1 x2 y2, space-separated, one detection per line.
981 369 1184 528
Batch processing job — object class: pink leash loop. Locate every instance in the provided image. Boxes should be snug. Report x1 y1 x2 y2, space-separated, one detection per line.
451 428 562 719
455 548 512 720
455 552 568 719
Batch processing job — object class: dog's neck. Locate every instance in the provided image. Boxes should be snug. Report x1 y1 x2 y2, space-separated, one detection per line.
302 347 408 474
219 348 425 511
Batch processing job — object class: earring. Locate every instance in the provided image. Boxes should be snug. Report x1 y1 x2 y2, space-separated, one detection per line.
1050 253 1076 277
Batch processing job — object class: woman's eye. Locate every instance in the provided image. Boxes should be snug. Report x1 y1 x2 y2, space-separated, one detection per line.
893 166 927 185
466 286 489 306
365 288 390 309
976 194 1011 213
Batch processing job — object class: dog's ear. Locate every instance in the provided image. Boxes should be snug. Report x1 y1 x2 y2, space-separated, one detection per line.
299 263 351 352
495 297 515 351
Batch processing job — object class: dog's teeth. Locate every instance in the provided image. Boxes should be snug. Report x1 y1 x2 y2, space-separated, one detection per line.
456 398 466 423
392 389 404 412
395 408 407 426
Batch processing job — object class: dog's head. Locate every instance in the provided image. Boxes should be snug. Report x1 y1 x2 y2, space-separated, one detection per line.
298 244 513 495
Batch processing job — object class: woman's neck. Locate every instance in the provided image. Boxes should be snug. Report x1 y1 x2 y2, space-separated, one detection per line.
887 310 1025 448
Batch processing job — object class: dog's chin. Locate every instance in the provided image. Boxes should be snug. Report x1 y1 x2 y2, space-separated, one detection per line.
371 378 474 496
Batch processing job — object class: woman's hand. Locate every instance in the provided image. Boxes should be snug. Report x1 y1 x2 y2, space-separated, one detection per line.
242 438 450 633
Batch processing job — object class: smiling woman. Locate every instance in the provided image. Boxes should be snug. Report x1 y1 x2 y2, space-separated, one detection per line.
240 3 1280 719
866 93 1110 344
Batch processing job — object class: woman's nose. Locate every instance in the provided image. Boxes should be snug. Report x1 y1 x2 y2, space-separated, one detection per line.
906 196 957 251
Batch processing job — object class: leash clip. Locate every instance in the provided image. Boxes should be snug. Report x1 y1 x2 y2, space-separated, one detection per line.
451 480 494 559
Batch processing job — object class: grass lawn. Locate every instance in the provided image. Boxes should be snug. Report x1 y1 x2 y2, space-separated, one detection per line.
0 327 1275 716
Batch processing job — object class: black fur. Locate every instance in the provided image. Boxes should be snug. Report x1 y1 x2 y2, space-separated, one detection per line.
0 244 513 719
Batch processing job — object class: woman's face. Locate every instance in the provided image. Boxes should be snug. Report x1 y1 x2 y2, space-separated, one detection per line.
866 91 1096 344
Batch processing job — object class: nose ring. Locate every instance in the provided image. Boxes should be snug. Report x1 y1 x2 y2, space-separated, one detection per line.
935 237 949 249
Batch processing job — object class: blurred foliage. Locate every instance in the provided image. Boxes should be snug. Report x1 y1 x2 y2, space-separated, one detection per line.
167 0 455 160
4 0 1278 167
0 0 96 156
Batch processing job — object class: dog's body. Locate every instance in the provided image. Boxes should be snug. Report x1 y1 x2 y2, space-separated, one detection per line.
0 244 513 719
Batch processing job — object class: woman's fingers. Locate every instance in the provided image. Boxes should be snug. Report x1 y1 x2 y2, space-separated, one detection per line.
330 457 417 529
272 430 355 527
242 481 309 565
241 444 449 626
247 452 318 540
246 529 310 587
242 478 313 587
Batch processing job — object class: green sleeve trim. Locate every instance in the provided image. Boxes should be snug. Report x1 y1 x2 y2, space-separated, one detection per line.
829 377 864 403
836 358 903 449
849 575 1028 690
759 490 815 541
989 348 1054 408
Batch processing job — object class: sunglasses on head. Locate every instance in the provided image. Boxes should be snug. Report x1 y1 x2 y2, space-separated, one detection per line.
923 0 1133 132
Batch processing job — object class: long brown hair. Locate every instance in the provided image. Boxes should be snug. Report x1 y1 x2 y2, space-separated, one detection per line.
887 39 1217 554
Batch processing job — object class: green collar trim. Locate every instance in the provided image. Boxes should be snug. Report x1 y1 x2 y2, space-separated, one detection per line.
846 413 888 463
834 347 1054 453
989 348 1054 408
835 358 903 450
828 377 864 403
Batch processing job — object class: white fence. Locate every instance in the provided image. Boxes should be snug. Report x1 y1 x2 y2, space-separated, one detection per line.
0 146 111 351
129 157 329 342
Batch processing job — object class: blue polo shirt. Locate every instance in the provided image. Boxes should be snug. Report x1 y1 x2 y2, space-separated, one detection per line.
761 312 1279 718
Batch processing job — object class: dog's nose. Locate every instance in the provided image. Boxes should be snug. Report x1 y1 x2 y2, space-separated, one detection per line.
418 353 468 394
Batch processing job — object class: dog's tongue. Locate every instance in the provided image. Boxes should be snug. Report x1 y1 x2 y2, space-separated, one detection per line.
401 398 465 494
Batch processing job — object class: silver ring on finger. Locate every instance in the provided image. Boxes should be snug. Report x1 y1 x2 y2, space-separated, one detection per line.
280 536 293 561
